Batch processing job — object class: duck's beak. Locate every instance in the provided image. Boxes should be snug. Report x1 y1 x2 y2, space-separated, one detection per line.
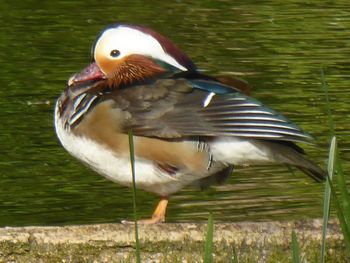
68 62 105 87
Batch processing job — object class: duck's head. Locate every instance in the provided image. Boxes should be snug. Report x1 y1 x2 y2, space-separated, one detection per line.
69 24 196 88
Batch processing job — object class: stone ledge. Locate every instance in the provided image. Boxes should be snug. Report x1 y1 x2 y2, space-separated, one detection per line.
0 219 345 262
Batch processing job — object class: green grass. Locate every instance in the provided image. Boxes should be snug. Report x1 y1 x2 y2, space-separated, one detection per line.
333 144 350 231
320 68 333 263
128 129 141 263
204 213 214 263
232 247 239 263
320 137 335 263
291 230 301 263
293 136 350 262
320 71 350 261
326 137 350 258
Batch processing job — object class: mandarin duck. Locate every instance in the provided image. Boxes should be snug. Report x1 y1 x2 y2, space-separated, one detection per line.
55 24 325 224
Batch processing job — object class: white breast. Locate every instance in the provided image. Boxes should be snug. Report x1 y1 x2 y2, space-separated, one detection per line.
54 103 204 196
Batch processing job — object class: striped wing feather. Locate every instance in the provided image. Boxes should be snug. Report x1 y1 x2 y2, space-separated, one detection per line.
115 78 312 143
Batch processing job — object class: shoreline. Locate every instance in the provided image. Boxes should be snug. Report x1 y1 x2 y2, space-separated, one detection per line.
0 219 345 262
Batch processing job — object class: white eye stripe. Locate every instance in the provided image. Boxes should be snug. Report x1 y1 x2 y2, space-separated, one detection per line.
94 26 188 71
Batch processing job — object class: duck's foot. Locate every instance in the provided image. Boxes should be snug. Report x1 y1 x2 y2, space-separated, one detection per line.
121 196 168 225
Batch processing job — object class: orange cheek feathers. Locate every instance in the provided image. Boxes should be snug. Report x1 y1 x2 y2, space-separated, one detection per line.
95 53 122 78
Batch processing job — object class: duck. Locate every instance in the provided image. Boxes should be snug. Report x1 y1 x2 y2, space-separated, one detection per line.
55 23 326 224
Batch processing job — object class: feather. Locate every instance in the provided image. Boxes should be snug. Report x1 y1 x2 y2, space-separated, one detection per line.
109 78 313 143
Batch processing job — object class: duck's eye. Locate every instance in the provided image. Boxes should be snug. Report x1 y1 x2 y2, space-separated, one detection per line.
110 49 121 58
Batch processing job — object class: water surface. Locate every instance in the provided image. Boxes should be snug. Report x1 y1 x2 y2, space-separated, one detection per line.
0 1 349 226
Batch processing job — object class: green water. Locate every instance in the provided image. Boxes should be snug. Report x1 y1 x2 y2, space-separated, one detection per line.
0 1 349 226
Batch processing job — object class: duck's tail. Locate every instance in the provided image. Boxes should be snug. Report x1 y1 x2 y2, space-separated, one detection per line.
258 140 326 182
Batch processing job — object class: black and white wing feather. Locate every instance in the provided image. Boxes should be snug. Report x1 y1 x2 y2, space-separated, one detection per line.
109 78 313 143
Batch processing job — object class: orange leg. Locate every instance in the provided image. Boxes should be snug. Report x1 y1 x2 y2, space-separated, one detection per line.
122 196 169 225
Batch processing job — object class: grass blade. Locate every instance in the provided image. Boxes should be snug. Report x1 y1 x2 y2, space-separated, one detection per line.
232 246 238 263
204 213 214 263
320 136 335 262
292 230 301 263
335 149 350 226
327 173 350 258
326 137 350 258
128 129 141 263
322 69 350 228
321 70 350 259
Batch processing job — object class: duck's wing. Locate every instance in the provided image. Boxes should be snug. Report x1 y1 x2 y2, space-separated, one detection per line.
109 78 312 143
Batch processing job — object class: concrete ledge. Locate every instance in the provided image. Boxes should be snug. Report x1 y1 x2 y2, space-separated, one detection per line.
0 219 345 262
